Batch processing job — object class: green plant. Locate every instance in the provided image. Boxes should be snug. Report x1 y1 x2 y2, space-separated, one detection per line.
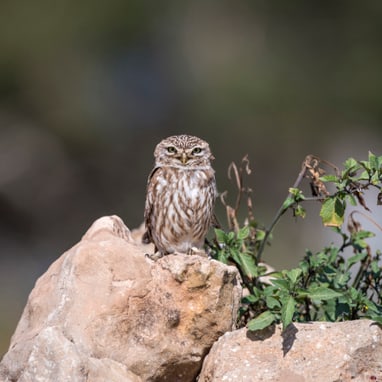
209 152 382 331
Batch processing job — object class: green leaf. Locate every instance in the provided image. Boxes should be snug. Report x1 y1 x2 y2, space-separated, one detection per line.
286 268 302 285
271 278 290 291
227 231 235 241
346 194 357 206
294 205 306 218
333 272 351 288
289 187 305 201
268 271 283 279
214 229 226 243
342 158 359 177
328 245 340 263
371 260 380 274
216 250 229 264
350 231 375 251
344 157 358 170
348 287 360 302
371 171 380 185
355 230 375 239
255 229 266 242
266 296 281 309
368 151 378 170
319 175 339 182
247 311 275 331
233 251 258 279
347 252 367 268
323 298 337 321
358 170 369 180
242 294 259 304
281 295 296 330
237 226 250 240
299 260 309 275
359 160 371 172
263 285 279 297
320 197 345 227
282 196 295 210
307 286 342 301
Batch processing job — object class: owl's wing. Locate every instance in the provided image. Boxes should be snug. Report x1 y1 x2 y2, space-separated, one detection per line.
142 166 160 244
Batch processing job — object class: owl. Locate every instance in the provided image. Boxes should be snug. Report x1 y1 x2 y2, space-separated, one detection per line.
143 134 217 258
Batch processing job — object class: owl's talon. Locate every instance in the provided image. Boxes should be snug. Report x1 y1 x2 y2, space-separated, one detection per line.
145 251 164 261
187 247 208 258
187 247 198 255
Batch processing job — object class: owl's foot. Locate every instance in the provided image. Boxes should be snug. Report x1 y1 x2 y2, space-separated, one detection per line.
145 251 164 261
186 247 208 258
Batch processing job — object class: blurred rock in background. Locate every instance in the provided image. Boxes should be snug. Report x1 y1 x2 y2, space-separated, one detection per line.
1 0 382 355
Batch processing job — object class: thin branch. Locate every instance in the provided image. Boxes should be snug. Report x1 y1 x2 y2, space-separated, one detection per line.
227 161 242 215
257 155 311 262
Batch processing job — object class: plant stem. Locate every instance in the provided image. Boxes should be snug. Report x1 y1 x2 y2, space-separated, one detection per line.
352 251 372 290
257 156 310 263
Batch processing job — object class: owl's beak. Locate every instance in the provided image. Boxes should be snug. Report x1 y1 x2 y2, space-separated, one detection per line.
180 152 188 164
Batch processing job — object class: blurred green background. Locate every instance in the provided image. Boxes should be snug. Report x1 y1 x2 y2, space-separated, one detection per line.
1 0 382 356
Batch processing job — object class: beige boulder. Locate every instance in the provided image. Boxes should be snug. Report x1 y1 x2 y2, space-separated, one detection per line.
0 215 241 382
199 320 382 382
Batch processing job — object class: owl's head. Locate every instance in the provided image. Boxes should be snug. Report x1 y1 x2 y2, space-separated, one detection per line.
154 134 214 169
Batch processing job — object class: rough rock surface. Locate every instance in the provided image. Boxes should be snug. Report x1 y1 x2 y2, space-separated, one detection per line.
0 215 241 382
198 320 382 382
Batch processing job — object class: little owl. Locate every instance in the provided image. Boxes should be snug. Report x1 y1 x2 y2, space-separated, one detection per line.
143 134 217 258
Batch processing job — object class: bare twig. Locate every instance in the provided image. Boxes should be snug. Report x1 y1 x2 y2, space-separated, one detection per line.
349 211 382 233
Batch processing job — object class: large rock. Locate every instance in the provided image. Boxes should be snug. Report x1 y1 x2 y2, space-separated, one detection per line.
0 216 241 382
199 320 382 382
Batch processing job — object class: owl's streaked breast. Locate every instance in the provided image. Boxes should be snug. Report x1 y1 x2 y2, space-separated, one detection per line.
149 166 216 254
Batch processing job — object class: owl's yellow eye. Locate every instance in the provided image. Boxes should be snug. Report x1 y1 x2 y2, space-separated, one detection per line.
192 147 202 155
167 146 177 154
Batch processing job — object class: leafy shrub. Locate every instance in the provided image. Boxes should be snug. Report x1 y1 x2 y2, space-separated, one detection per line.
209 152 382 330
